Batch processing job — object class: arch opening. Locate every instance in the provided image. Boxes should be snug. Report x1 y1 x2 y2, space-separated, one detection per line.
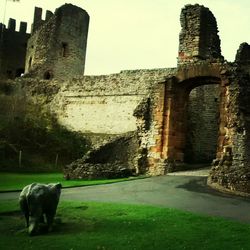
158 76 222 172
184 84 220 167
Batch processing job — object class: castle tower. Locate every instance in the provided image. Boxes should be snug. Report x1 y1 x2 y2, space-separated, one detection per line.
178 4 223 65
25 4 89 79
0 19 30 79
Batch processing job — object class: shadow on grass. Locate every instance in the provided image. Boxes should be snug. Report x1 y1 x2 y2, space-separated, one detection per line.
0 210 21 216
0 204 157 238
0 206 91 236
1 201 250 250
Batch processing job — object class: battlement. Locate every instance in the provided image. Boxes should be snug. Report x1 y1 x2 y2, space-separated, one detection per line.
0 18 30 79
31 7 54 34
0 18 29 34
26 4 89 79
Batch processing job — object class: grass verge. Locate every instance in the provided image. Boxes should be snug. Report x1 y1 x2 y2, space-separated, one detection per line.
0 200 250 250
0 172 141 192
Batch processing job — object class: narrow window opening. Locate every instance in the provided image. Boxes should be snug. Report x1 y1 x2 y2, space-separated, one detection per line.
62 42 69 57
44 70 53 80
28 57 32 69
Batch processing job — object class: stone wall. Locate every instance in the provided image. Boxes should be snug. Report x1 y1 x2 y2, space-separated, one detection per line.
178 4 222 65
0 19 30 79
185 84 220 163
51 68 175 135
63 132 138 179
208 67 250 195
25 4 89 80
235 43 250 74
142 63 222 176
235 43 250 65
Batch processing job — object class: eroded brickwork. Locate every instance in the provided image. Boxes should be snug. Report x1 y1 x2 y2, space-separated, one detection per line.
25 4 89 80
63 132 138 179
208 68 250 194
235 43 250 75
51 69 175 134
235 43 250 65
178 4 222 65
145 63 222 174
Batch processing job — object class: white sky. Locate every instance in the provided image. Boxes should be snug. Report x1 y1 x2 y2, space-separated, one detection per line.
1 0 250 75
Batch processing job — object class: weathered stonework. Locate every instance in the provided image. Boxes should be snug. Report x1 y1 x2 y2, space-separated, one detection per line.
235 43 250 65
185 84 220 163
0 19 30 79
178 4 223 65
1 4 250 195
63 132 138 179
145 62 222 175
25 4 89 80
50 68 175 134
235 43 250 75
208 68 250 195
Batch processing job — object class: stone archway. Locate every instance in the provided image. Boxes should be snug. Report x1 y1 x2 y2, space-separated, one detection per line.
146 63 222 174
145 62 250 195
160 65 222 169
133 4 250 195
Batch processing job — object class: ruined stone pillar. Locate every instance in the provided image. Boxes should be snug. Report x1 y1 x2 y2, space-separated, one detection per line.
178 4 223 65
146 83 166 175
161 77 187 164
208 68 250 195
146 77 188 175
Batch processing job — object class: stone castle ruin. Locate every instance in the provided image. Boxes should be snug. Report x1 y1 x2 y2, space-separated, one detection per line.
25 5 89 80
0 18 30 79
0 4 250 195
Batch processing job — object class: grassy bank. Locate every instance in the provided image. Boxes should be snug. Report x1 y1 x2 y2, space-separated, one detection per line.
0 200 250 250
0 172 140 192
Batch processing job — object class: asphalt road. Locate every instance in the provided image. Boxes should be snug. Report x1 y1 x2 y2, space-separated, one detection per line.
1 174 250 223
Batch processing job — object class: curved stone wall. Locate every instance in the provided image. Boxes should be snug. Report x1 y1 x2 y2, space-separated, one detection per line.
25 4 89 80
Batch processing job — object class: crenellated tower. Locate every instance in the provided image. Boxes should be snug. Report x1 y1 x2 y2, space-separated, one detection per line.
0 18 30 79
25 4 89 80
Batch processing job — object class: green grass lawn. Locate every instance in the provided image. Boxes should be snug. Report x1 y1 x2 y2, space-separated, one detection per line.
0 172 141 192
0 200 250 250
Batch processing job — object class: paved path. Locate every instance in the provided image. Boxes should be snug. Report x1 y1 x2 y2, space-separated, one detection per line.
1 171 250 223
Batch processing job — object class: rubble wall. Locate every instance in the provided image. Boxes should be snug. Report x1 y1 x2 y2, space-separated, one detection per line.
51 69 175 134
178 4 222 65
208 67 250 195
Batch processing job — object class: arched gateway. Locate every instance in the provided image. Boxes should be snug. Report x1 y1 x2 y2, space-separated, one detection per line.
139 5 250 195
62 4 250 196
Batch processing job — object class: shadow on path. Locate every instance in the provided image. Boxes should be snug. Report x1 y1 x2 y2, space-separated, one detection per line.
176 176 250 202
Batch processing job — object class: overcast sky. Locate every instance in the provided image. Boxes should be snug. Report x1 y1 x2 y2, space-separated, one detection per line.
1 0 250 75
